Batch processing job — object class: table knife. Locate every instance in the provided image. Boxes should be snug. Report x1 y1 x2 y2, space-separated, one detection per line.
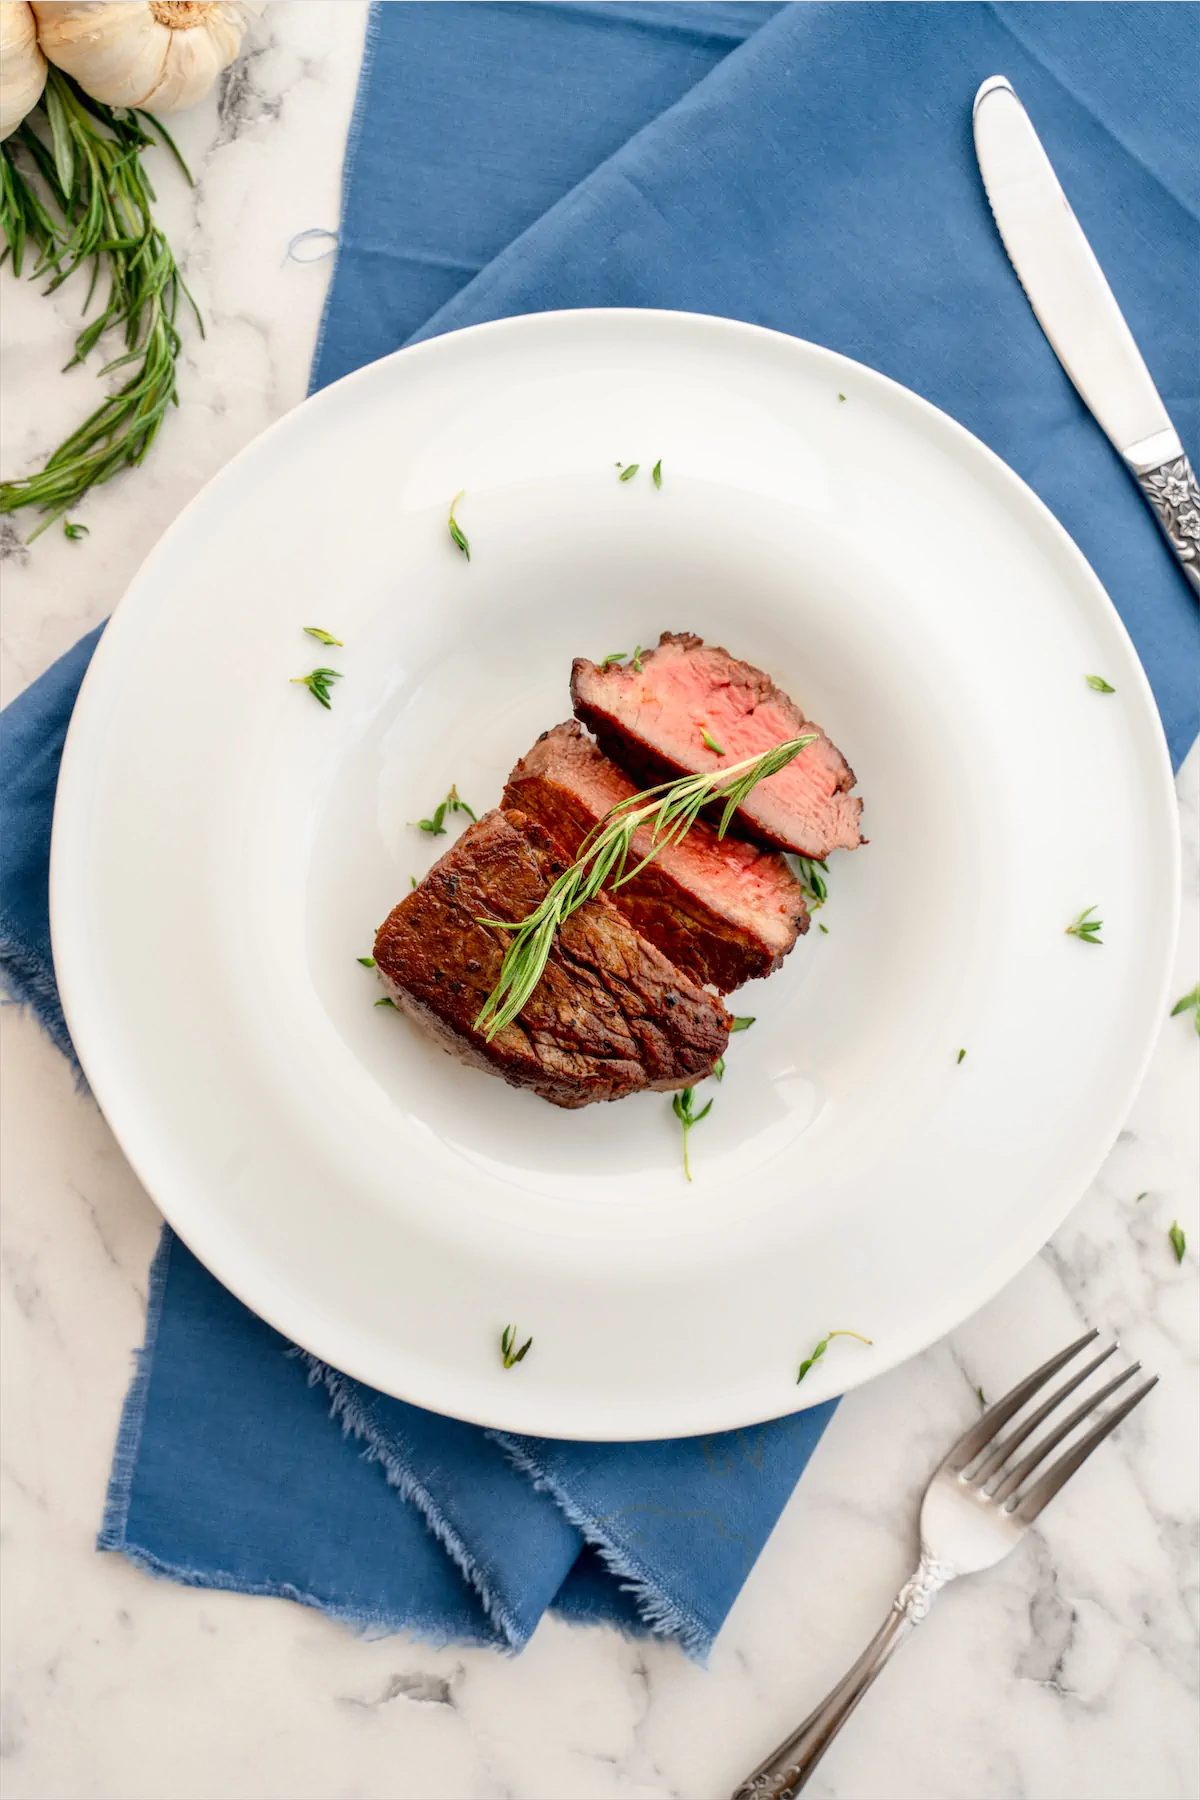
973 74 1200 597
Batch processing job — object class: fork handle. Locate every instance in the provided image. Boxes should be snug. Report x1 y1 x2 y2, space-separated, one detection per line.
730 1549 954 1799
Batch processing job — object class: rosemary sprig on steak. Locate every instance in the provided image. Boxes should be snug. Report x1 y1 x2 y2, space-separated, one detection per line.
475 735 816 1039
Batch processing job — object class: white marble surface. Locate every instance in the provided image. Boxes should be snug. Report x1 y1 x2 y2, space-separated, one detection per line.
1 7 1197 1797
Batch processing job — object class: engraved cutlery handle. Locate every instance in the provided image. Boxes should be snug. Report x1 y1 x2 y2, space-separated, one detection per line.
730 1551 953 1800
1132 450 1200 596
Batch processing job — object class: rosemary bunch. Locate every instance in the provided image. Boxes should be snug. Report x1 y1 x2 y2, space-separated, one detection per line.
475 734 816 1039
0 69 201 537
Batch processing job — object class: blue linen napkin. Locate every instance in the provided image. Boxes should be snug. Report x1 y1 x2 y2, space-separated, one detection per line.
1 1 1196 1656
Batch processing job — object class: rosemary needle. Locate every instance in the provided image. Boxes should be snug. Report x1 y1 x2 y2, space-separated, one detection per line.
500 1324 532 1367
448 490 470 560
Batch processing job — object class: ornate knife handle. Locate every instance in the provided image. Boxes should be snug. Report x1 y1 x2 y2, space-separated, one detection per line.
1130 448 1200 597
730 1551 954 1800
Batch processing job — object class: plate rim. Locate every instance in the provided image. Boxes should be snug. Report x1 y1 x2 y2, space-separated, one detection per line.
49 307 1181 1439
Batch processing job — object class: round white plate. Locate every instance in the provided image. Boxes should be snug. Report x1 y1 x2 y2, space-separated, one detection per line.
51 310 1179 1440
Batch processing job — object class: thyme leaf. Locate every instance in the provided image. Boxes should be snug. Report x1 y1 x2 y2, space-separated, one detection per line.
600 652 627 670
1066 906 1102 945
501 1324 532 1368
414 784 477 835
730 1016 755 1033
712 1057 725 1081
1169 1221 1186 1263
357 956 376 968
1085 675 1115 693
796 1328 872 1385
795 856 828 909
448 489 470 560
304 626 343 646
1170 982 1200 1035
652 459 663 488
374 996 396 1008
474 735 816 1039
700 727 726 755
631 646 644 672
618 462 640 482
63 519 88 539
957 1048 967 1065
291 667 342 709
672 1085 713 1182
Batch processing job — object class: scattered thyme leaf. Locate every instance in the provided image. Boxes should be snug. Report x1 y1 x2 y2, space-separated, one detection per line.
1169 1221 1186 1263
600 652 628 670
977 1385 987 1406
357 956 376 968
730 1016 755 1033
1136 1191 1148 1203
1066 906 1103 945
374 996 396 1008
304 626 343 646
448 489 470 561
796 1328 872 1385
700 727 726 756
672 1085 713 1182
1169 982 1200 1035
631 646 644 672
712 1057 725 1082
474 740 816 1039
291 667 342 710
652 459 663 488
500 1324 533 1368
957 1048 967 1065
817 922 828 935
410 875 418 889
837 393 846 403
1085 675 1115 693
415 785 477 835
63 519 88 540
618 463 640 483
795 856 828 909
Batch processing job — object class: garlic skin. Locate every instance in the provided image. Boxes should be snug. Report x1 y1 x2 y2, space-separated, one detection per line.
30 2 264 115
0 1 47 140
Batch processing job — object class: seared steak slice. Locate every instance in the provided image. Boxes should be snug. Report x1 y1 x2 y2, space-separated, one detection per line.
571 631 863 859
504 722 808 993
374 807 730 1109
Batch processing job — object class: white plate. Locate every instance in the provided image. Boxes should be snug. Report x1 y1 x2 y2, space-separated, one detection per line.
51 310 1179 1440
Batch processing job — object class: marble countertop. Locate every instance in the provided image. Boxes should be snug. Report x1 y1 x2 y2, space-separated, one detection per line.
2 7 1197 1797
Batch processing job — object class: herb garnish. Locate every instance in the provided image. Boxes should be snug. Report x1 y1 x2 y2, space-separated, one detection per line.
410 875 418 889
291 667 342 709
63 520 88 540
1170 982 1200 1035
1169 1221 1186 1263
1085 675 1115 693
672 1086 712 1182
652 459 663 488
448 490 470 560
600 652 627 670
700 727 726 755
837 393 846 403
501 1324 532 1368
712 1057 725 1081
415 785 478 836
977 1386 987 1406
475 736 816 1039
796 856 828 909
957 1048 967 1065
631 646 644 672
796 1329 872 1385
730 1016 755 1033
304 626 343 646
618 463 640 482
374 996 396 1008
1136 1191 1148 1203
1066 906 1102 945
357 956 376 968
817 922 828 934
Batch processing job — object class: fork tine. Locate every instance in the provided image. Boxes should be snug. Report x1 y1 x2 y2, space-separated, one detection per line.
943 1329 1099 1472
971 1343 1117 1485
990 1362 1141 1504
1012 1376 1158 1522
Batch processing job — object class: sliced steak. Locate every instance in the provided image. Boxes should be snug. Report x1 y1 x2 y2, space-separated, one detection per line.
504 722 808 993
374 807 730 1108
571 631 863 859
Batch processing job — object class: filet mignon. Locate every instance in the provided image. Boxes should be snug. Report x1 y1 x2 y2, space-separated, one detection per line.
571 632 863 859
504 722 808 993
374 807 730 1108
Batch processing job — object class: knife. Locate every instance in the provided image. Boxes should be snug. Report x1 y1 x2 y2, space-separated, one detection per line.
973 74 1200 597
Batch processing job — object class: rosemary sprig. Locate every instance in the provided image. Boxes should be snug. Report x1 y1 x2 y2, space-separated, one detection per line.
0 70 202 536
796 1329 872 1385
304 626 343 646
618 462 639 482
1085 675 1115 693
672 1086 712 1182
291 667 342 709
1066 906 1102 945
700 727 726 756
475 735 816 1039
1170 982 1200 1035
414 784 477 836
448 489 469 560
500 1324 532 1368
652 459 663 488
1168 1221 1186 1263
795 856 828 909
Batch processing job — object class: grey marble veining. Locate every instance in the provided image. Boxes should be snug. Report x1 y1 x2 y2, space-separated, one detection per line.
1 7 1196 1797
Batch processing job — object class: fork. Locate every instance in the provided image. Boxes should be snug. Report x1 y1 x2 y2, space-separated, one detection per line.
731 1330 1156 1799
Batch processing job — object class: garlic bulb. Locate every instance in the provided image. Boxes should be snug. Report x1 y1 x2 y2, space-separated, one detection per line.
30 2 263 115
0 2 46 140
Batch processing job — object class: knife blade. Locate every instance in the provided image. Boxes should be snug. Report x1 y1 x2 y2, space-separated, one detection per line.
973 74 1199 596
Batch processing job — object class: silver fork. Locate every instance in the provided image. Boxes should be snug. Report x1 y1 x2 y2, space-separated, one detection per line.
732 1330 1156 1799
